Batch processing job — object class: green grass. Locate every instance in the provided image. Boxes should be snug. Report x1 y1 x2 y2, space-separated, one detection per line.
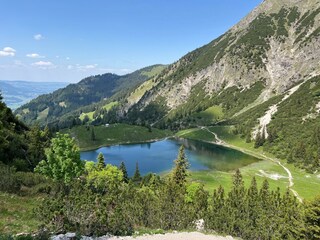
62 123 173 151
79 102 118 121
179 125 320 200
36 107 49 120
103 101 118 111
176 128 216 142
191 105 224 125
128 80 156 104
0 192 40 234
79 111 95 121
141 65 166 78
285 165 320 200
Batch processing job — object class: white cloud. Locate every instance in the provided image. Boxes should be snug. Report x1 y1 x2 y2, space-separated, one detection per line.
34 34 44 40
0 47 16 57
67 65 73 70
76 64 98 71
32 61 55 69
26 53 44 58
66 57 70 60
83 64 96 69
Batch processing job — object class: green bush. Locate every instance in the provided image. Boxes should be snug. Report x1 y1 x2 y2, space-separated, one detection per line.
0 163 20 193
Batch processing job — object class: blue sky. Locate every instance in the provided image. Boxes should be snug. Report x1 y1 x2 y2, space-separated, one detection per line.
0 0 261 82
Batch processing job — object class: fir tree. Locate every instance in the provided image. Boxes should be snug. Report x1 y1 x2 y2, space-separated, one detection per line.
254 130 265 148
172 145 190 186
96 152 105 170
226 169 246 237
91 127 96 141
305 196 320 239
119 161 128 183
244 177 259 239
132 162 141 182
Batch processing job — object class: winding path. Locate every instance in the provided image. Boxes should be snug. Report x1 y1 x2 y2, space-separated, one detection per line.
200 126 302 202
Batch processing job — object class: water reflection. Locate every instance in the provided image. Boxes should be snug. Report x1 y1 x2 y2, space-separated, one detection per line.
80 138 259 176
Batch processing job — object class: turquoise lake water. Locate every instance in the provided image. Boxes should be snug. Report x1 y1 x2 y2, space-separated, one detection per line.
80 138 259 176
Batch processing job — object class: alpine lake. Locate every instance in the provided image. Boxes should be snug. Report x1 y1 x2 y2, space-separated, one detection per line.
80 138 260 176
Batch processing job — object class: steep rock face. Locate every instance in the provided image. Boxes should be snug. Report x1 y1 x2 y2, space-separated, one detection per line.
130 0 320 121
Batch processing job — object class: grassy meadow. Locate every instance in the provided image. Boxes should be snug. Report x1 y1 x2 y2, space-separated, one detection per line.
62 123 173 151
179 125 320 200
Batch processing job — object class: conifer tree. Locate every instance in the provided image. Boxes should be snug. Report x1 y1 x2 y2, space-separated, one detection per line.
27 124 44 167
96 152 105 170
254 130 265 148
91 127 96 141
244 177 259 239
280 189 305 239
119 161 128 183
305 196 320 239
226 169 246 237
132 162 141 182
206 185 225 231
172 145 190 186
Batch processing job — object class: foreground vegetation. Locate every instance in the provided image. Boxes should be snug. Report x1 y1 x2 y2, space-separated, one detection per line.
1 133 319 239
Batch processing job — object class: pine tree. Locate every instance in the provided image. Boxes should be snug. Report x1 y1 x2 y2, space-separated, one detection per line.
287 150 294 164
244 177 259 239
132 161 141 182
91 127 96 141
256 179 273 238
279 189 305 239
27 124 44 167
226 169 246 237
305 196 320 239
254 130 265 148
172 145 190 186
119 161 128 183
96 152 105 170
206 185 225 231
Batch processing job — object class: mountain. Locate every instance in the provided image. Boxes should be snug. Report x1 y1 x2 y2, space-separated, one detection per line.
15 65 166 128
121 0 320 171
0 80 67 110
15 0 320 171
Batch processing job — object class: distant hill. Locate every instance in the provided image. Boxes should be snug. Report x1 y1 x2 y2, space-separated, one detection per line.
15 65 166 127
0 80 67 110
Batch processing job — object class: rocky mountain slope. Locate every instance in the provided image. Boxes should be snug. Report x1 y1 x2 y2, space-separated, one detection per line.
128 0 320 121
123 0 320 171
